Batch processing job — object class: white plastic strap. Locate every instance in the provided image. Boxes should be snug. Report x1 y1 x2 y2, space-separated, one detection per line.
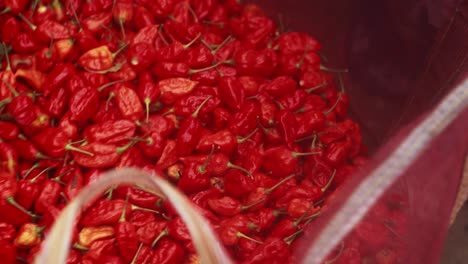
34 168 233 264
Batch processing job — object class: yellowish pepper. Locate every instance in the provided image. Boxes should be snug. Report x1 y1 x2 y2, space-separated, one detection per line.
14 223 44 248
78 225 115 248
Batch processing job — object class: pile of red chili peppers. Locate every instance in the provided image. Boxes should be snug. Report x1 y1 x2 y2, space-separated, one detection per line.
0 0 408 263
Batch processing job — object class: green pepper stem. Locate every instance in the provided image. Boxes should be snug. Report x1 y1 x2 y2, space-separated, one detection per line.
321 169 337 193
65 144 95 157
17 13 37 31
295 43 310 69
284 229 304 245
112 42 129 58
241 198 266 211
157 25 169 45
198 145 215 174
30 167 51 183
0 7 11 15
97 79 126 92
118 19 126 42
100 23 125 47
86 62 125 74
36 152 52 160
291 151 321 158
304 83 328 94
105 92 115 111
130 243 144 264
6 197 39 220
119 194 130 223
184 2 199 23
295 203 319 226
116 139 138 155
265 174 296 194
320 65 349 73
68 1 82 30
1 79 18 97
236 232 263 244
73 243 89 251
0 97 12 108
212 35 233 55
131 204 161 215
151 228 169 248
144 98 151 123
191 95 212 118
323 93 342 115
183 33 201 49
1 43 11 71
237 128 259 144
227 162 252 178
22 163 40 179
189 61 225 75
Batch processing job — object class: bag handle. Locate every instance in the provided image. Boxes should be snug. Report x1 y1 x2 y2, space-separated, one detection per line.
34 168 233 264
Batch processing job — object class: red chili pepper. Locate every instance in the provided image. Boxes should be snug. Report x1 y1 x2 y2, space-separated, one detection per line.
130 243 153 263
11 32 40 54
81 199 131 226
34 179 61 214
218 214 251 246
68 85 100 122
0 222 15 241
128 210 157 229
136 221 167 245
177 161 210 193
34 20 72 44
78 44 127 71
0 241 16 263
157 77 198 105
262 145 319 178
14 102 51 136
113 82 144 121
136 71 160 122
0 121 19 141
176 95 211 156
152 239 185 264
196 129 237 154
0 141 17 176
9 137 49 161
134 6 156 29
275 185 323 208
218 76 245 111
83 238 117 261
71 142 134 169
15 178 41 209
156 140 178 170
136 115 175 138
125 42 156 72
277 110 297 149
1 17 21 44
82 12 113 34
42 63 76 96
116 218 139 262
228 100 260 136
31 127 90 158
244 237 290 264
83 119 136 145
43 87 69 118
234 49 277 77
132 25 159 45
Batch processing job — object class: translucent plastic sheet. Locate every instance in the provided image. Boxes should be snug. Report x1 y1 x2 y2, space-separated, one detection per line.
248 0 468 263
